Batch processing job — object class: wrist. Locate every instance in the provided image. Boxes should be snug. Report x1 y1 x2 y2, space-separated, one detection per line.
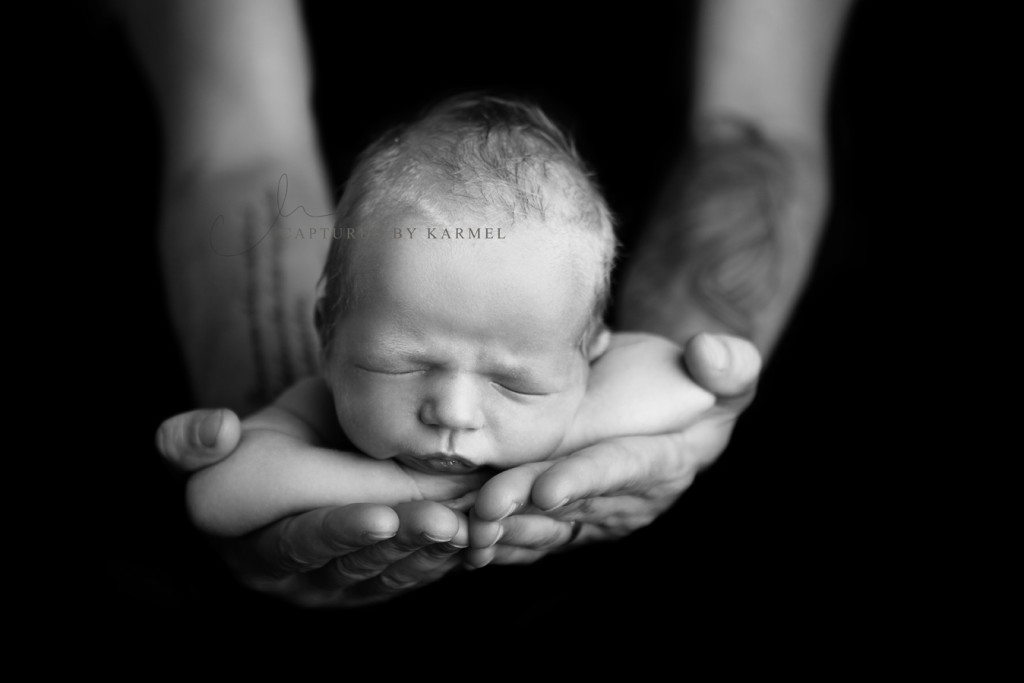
691 110 827 163
616 121 830 357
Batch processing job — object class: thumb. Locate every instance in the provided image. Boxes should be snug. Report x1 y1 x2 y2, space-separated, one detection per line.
684 333 762 406
155 408 242 472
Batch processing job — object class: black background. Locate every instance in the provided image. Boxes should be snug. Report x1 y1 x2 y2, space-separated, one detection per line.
46 0 959 654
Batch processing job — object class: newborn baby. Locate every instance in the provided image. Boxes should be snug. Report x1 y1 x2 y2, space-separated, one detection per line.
187 95 715 537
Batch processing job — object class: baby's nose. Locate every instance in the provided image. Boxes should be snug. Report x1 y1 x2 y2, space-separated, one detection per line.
418 373 484 431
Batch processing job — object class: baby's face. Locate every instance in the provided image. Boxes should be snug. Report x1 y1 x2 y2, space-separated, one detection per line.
321 204 594 475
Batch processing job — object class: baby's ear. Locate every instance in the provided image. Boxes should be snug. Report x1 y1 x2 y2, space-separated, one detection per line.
586 324 611 362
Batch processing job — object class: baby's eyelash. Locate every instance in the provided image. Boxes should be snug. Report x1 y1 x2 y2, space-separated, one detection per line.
355 365 422 375
491 381 547 397
357 365 550 395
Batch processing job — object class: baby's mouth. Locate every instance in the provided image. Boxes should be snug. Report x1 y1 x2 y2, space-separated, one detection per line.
396 452 480 475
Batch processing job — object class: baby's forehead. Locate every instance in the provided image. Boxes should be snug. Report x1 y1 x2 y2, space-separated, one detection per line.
361 198 590 277
349 203 593 322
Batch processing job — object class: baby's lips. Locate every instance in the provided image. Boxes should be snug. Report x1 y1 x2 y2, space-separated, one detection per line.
397 452 480 474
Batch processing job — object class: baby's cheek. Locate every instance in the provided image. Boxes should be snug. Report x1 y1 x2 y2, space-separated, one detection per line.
497 399 579 465
333 383 410 459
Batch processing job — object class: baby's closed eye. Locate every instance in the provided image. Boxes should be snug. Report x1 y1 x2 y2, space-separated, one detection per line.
490 380 551 397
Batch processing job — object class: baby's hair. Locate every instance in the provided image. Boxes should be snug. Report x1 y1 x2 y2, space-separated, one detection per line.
319 93 618 352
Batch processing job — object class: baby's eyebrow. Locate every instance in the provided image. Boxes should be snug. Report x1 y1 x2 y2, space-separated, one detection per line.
371 336 424 356
489 363 533 380
486 357 560 383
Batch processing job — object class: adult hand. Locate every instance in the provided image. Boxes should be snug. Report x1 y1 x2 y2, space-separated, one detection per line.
157 410 471 607
466 332 761 566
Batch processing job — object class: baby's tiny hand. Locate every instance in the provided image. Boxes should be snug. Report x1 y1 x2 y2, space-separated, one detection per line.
394 461 490 509
404 469 490 506
438 490 478 513
558 332 717 456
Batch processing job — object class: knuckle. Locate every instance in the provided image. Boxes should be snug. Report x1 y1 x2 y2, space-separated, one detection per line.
574 497 597 517
494 547 546 565
275 526 314 573
333 551 382 582
519 525 566 550
630 510 658 529
154 423 168 458
389 536 427 554
318 514 357 554
156 418 186 461
377 570 418 592
420 543 460 561
652 434 684 474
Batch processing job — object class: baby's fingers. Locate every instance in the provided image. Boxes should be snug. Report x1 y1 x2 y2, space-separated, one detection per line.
155 408 241 472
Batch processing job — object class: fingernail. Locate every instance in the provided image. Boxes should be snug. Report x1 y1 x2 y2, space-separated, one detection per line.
198 410 223 448
440 541 468 552
542 497 569 512
423 532 450 543
365 532 395 542
497 501 520 521
703 335 729 372
487 526 504 548
465 557 491 570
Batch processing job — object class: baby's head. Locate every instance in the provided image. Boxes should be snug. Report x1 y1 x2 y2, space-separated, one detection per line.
316 94 616 474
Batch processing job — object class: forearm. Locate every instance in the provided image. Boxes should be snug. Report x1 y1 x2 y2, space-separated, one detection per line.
185 429 418 537
691 0 852 146
112 0 334 413
159 164 332 415
618 0 851 357
110 0 319 177
184 382 485 536
618 123 828 356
